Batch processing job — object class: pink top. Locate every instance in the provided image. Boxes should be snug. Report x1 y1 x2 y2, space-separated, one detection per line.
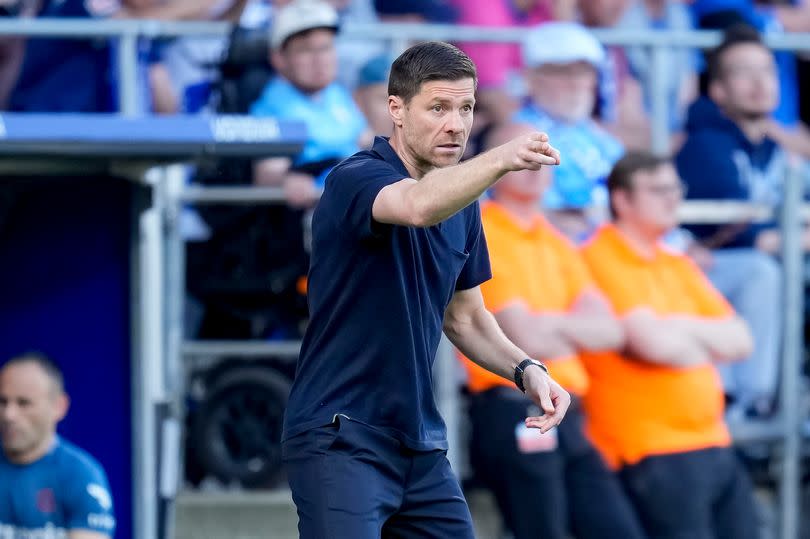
451 0 553 88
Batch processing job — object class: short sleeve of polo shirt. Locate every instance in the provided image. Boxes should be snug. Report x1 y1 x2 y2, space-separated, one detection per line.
64 457 116 535
455 200 491 291
322 155 406 240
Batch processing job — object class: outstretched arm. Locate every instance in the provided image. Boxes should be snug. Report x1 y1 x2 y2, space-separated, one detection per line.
443 286 571 432
373 132 559 228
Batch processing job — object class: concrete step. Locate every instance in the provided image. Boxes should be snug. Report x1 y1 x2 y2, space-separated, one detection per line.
174 487 505 539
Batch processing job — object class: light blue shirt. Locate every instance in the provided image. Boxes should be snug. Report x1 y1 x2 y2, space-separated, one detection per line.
514 103 624 210
0 437 116 538
250 77 367 171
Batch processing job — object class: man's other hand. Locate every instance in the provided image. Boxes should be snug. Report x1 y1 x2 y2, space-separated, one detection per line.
523 368 570 433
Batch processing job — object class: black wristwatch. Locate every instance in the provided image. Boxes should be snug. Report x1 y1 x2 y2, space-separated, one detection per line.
514 359 549 393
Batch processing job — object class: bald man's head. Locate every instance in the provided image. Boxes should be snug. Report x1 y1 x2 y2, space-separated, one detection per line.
0 353 68 463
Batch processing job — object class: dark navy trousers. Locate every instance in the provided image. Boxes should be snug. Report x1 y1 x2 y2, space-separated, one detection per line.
282 416 475 539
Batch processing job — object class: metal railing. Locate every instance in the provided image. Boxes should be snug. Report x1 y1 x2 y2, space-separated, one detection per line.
5 17 807 539
3 18 810 149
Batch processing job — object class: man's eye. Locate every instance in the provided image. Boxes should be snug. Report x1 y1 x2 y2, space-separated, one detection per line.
432 105 442 112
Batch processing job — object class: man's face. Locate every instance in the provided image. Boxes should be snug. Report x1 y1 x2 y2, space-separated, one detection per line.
0 362 66 462
392 78 476 171
274 28 337 93
578 0 630 27
526 61 597 123
615 163 684 235
711 43 778 120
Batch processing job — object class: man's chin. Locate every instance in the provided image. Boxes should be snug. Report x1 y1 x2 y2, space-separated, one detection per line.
432 154 462 168
740 109 772 122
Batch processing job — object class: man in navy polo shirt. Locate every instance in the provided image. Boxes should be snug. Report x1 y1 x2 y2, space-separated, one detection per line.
282 41 571 539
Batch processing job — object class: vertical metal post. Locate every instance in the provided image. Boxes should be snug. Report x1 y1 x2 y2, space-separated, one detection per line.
778 162 803 539
134 169 166 539
130 186 148 539
648 44 670 155
117 32 140 116
159 165 187 539
435 336 464 476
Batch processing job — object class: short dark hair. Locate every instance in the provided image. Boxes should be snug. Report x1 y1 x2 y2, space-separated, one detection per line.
3 352 65 394
388 41 477 103
707 23 767 84
607 151 671 218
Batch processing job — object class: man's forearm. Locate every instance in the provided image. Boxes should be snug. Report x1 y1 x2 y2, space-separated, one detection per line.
553 314 624 352
406 148 508 227
671 316 753 362
624 313 713 367
445 304 527 383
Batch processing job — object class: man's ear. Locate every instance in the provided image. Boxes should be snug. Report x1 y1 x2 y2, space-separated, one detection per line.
54 393 69 423
612 188 632 218
270 48 285 73
708 79 725 107
389 95 405 128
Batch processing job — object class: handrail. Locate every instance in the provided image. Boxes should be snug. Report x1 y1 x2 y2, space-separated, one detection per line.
181 186 810 225
2 19 810 52
0 18 230 37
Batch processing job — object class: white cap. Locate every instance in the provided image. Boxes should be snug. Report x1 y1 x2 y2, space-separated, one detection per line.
270 0 339 50
522 22 605 68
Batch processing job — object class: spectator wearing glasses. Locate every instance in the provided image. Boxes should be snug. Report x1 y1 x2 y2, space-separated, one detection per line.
458 121 645 539
580 151 759 539
676 25 784 420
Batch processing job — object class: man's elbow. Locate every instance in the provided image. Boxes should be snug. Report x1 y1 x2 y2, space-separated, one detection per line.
410 206 437 228
408 196 444 227
624 323 680 365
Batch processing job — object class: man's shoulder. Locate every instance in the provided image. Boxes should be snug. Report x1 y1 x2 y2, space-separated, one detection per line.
579 226 627 267
250 77 300 115
326 149 381 180
51 438 108 482
323 81 357 103
325 146 401 187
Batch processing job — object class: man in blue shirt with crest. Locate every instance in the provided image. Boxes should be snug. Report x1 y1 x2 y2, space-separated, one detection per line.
0 353 115 539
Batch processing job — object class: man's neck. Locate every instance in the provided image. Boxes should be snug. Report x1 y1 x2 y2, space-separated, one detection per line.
3 434 55 465
728 111 770 144
388 132 431 180
614 220 660 258
494 196 540 227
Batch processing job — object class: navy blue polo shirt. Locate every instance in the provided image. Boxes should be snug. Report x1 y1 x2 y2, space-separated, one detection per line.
283 136 491 451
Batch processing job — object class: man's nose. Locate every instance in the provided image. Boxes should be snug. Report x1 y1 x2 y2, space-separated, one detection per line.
0 402 16 422
444 110 464 134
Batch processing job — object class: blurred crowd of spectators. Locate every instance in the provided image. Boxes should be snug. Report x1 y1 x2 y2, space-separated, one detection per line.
5 0 804 404
6 0 810 511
